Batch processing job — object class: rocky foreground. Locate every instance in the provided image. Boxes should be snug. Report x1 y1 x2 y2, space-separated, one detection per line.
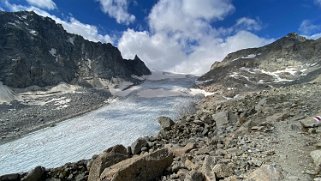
1 80 321 181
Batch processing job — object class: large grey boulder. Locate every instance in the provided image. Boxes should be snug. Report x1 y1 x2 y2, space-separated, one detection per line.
131 138 148 155
310 150 321 169
88 145 128 181
158 116 175 130
100 148 173 181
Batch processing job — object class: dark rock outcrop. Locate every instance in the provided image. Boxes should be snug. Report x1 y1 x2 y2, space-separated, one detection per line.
0 11 151 88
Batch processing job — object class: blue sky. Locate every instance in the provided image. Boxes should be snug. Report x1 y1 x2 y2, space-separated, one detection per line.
1 0 321 74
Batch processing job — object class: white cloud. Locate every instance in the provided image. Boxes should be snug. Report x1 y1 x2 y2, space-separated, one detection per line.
299 20 320 35
235 17 262 31
26 0 56 10
119 0 271 75
3 0 113 44
315 0 321 6
97 0 135 25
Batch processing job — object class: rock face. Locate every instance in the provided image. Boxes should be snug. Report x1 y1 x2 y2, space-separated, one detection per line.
99 148 173 181
0 11 151 88
198 33 321 94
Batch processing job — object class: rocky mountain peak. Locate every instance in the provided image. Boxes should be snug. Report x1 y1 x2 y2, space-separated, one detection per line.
0 11 151 88
198 32 321 96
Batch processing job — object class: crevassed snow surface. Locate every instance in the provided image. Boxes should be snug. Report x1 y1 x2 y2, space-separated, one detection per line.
0 75 207 175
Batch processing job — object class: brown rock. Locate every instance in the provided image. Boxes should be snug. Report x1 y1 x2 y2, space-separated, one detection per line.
213 163 234 179
167 143 196 157
246 164 284 181
201 156 217 181
88 145 128 181
100 148 173 181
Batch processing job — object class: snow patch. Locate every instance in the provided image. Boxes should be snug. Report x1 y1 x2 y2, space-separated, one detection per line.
68 37 75 45
0 82 19 104
49 48 57 57
189 88 214 97
29 30 37 36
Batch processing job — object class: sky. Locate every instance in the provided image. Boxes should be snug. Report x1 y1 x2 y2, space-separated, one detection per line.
1 0 321 75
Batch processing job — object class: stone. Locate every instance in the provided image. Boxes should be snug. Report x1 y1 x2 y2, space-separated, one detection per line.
213 163 234 179
185 159 197 170
0 173 20 181
88 145 128 181
212 111 238 130
310 150 321 168
158 116 175 130
167 143 196 157
131 138 148 155
300 117 321 128
246 164 284 181
200 114 213 124
190 171 205 181
266 112 290 122
255 98 267 112
212 111 229 129
201 156 217 181
22 166 46 181
100 148 173 181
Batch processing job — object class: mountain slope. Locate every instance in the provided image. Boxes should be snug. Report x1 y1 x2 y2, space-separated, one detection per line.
198 33 321 96
0 11 151 88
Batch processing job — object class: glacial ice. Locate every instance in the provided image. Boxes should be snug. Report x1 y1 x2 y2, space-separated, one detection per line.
0 75 204 175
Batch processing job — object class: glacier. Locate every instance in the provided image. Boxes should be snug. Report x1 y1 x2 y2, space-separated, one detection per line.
0 74 206 175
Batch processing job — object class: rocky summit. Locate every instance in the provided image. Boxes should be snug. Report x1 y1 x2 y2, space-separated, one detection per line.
198 33 321 97
0 11 151 88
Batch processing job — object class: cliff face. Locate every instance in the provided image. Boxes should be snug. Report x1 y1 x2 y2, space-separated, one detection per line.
198 33 321 94
0 11 151 88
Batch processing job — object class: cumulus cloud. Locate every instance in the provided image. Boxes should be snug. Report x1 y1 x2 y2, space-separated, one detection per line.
26 0 57 10
119 0 271 75
299 20 321 35
235 17 262 31
3 0 113 44
97 0 135 25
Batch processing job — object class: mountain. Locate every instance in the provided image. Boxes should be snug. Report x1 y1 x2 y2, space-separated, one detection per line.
0 11 151 88
198 33 321 96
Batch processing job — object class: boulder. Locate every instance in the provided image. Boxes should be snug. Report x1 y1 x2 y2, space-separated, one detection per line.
0 173 20 181
300 117 321 128
22 166 46 181
88 145 128 181
310 150 321 168
201 156 217 181
158 116 175 130
246 164 284 181
99 148 173 181
212 111 238 130
131 138 148 155
213 163 234 179
167 142 196 157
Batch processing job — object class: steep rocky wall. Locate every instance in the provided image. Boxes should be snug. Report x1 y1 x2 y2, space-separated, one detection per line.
0 11 151 88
